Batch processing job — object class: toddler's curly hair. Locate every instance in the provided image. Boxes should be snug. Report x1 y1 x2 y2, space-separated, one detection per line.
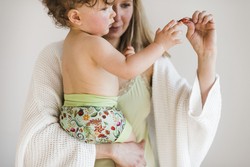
42 0 114 28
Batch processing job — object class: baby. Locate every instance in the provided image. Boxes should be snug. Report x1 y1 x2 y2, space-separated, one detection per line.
42 0 182 144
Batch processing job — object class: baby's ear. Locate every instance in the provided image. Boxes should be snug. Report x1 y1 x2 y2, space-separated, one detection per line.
68 9 81 25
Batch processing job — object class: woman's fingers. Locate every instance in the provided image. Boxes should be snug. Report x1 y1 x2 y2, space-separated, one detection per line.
198 10 207 23
203 14 214 24
192 10 214 25
192 10 200 23
178 17 192 23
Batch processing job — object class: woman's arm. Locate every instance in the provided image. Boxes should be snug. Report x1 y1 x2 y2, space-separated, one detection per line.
151 56 221 166
182 11 217 105
96 141 146 167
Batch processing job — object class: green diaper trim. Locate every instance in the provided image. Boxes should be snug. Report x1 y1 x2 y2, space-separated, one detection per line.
64 94 118 107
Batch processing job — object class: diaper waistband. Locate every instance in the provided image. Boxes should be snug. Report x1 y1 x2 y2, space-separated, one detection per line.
63 94 118 107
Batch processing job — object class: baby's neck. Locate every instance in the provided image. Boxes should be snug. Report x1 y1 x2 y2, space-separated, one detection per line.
69 27 104 38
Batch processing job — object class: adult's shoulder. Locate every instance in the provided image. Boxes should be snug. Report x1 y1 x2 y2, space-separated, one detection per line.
33 40 64 75
39 40 64 61
41 40 64 51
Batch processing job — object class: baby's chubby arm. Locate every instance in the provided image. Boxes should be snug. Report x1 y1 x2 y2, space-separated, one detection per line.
89 20 183 80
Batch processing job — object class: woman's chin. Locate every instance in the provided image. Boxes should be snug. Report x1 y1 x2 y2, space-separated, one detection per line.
109 27 123 36
106 32 121 40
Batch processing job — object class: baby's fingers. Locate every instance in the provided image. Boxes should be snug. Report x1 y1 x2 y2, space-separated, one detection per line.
162 20 176 32
171 30 183 44
168 21 183 34
156 28 161 34
171 30 182 38
124 46 135 57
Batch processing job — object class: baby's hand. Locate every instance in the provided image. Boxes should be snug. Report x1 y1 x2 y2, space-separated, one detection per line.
154 20 183 51
123 46 135 57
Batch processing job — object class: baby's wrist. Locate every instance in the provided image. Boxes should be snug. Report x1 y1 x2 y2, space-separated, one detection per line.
152 42 165 53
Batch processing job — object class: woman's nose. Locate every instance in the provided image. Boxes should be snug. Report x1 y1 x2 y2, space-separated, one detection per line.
111 8 116 18
112 6 121 21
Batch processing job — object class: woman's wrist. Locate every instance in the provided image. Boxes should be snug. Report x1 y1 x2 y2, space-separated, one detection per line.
197 52 216 78
96 144 113 159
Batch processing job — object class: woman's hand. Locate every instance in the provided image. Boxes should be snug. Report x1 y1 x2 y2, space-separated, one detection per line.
96 140 146 167
112 140 146 167
180 11 217 105
182 10 217 58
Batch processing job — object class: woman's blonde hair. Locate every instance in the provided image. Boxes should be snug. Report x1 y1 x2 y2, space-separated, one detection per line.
117 0 153 53
117 0 169 57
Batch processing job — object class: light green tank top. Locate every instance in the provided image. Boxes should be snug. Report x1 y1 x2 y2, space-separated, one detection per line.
95 75 155 167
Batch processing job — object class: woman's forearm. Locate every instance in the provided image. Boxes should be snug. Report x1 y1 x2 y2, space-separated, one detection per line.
96 142 146 166
96 144 113 159
197 53 216 105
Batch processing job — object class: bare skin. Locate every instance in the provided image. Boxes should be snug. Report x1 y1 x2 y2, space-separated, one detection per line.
96 140 146 167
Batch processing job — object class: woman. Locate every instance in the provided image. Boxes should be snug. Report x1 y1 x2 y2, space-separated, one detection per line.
16 0 221 166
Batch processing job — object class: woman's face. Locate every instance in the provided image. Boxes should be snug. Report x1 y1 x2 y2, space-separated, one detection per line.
104 0 134 40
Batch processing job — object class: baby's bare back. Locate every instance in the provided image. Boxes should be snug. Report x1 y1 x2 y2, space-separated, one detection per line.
62 33 119 96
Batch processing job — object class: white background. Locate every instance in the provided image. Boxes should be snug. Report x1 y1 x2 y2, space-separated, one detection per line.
0 0 249 166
